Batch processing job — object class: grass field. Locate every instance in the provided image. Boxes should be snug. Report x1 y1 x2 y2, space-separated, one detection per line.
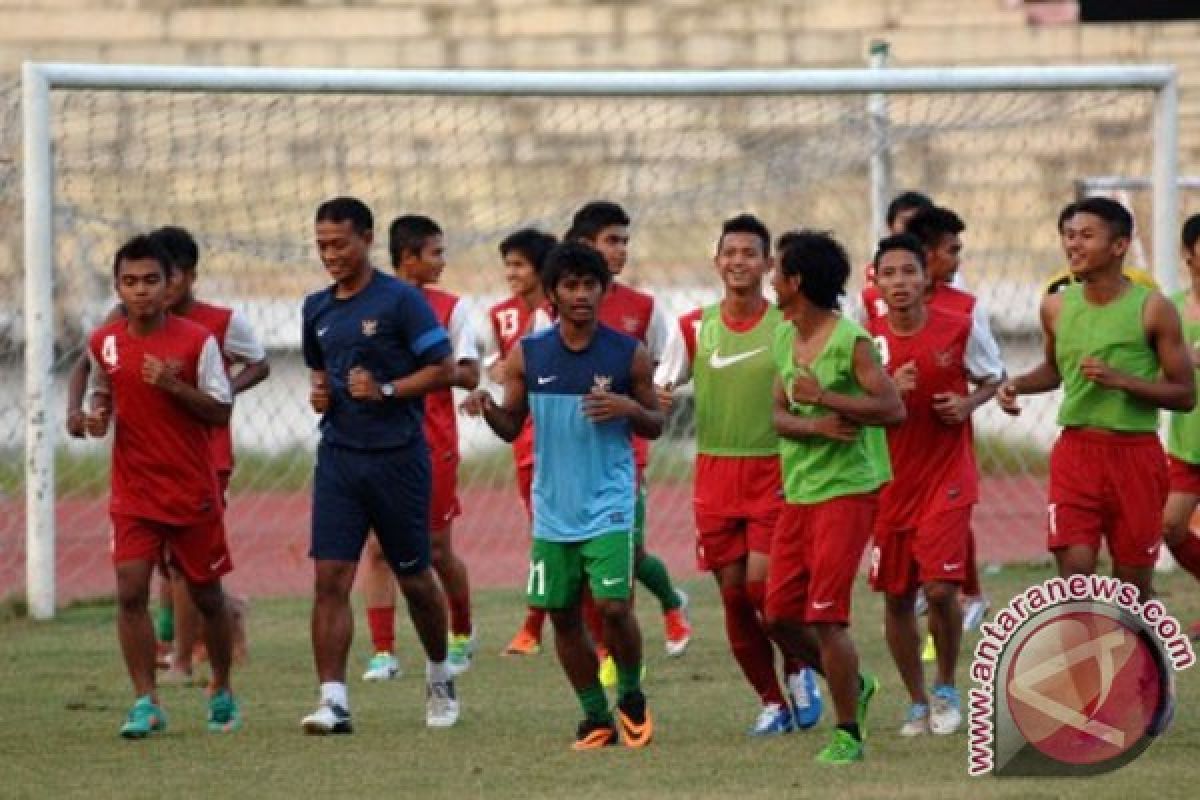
3 565 1197 800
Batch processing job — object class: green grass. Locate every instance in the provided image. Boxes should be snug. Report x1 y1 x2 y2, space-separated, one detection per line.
2 566 1198 799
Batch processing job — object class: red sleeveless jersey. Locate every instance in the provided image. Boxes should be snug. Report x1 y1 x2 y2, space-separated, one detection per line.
180 301 235 473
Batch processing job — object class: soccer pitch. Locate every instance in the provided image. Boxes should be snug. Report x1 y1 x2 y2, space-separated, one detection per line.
2 565 1197 800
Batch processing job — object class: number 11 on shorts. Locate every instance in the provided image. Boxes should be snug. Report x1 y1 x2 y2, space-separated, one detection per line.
527 559 546 600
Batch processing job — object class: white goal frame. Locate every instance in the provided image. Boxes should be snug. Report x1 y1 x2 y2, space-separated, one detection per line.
21 62 1179 619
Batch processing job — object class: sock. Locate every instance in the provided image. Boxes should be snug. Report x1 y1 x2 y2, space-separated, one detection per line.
523 607 546 638
155 606 174 643
576 682 612 723
1169 532 1200 581
366 606 395 654
837 722 862 742
427 660 450 684
581 591 606 653
616 660 643 699
721 584 787 706
636 553 681 612
962 531 982 597
320 681 348 710
447 590 472 638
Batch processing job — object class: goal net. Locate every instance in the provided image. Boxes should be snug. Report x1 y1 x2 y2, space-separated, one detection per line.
1 66 1176 614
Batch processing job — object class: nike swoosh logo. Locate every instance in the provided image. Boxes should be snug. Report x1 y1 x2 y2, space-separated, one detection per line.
811 600 834 610
210 555 227 571
317 327 329 336
602 577 623 587
709 346 766 369
943 562 962 572
537 376 557 385
395 557 421 569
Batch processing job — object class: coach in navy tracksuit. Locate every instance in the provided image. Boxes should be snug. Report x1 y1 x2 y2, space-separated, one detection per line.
299 196 460 734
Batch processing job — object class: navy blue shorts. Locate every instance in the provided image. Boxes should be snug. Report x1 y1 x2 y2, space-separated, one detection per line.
311 440 431 576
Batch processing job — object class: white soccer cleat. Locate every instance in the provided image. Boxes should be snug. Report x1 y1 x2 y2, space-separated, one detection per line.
929 686 962 735
426 679 460 728
301 701 353 735
899 703 930 737
362 652 400 682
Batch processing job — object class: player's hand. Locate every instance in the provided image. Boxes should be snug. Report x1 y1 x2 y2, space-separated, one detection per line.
1080 356 1126 390
893 360 918 394
347 367 382 402
85 397 111 437
996 380 1021 416
310 372 331 413
809 413 859 442
460 389 492 417
932 392 972 425
142 354 178 390
791 367 825 405
655 383 675 414
66 409 87 438
582 386 635 423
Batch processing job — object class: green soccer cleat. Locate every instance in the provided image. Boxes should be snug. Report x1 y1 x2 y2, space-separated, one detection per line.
207 689 243 733
447 633 475 677
120 696 167 739
856 672 880 739
816 728 864 765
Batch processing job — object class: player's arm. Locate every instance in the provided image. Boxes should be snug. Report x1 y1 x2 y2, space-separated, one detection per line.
998 293 1062 414
934 326 1005 425
223 309 270 395
583 343 665 439
790 338 905 426
83 348 112 438
475 344 529 442
772 376 860 442
447 299 481 391
1080 292 1195 412
67 305 126 436
144 336 232 425
652 316 694 414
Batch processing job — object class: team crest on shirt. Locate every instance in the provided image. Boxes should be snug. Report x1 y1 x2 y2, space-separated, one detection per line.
622 316 640 333
361 319 378 337
592 374 613 392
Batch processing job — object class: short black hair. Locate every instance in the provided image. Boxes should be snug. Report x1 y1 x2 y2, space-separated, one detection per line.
1072 196 1134 240
886 191 933 227
873 233 927 271
148 226 199 272
777 230 850 311
905 206 965 250
113 234 174 280
1184 213 1200 253
1056 201 1078 234
388 214 442 266
541 241 612 292
717 213 771 257
315 196 373 234
499 228 558 277
565 201 630 243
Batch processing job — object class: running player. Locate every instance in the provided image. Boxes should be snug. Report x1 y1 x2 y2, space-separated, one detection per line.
866 233 1000 737
1044 200 1158 295
860 191 934 320
300 197 459 733
85 234 241 737
467 241 663 750
998 198 1195 600
566 201 692 678
766 230 905 765
655 214 823 735
360 214 480 681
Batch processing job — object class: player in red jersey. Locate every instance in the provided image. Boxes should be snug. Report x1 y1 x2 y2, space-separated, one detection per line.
479 228 560 656
861 191 934 317
566 201 692 679
360 215 482 681
85 235 241 737
866 234 1001 737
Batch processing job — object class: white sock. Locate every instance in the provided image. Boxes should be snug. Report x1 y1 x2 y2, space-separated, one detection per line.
320 681 348 710
427 660 450 684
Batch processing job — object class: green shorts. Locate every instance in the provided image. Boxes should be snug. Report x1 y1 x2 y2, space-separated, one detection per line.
526 530 634 610
633 482 646 549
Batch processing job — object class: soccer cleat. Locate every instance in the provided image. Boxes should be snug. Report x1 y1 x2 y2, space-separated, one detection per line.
962 595 991 632
207 689 243 733
921 634 937 663
301 701 353 735
749 703 795 737
856 673 879 739
816 728 864 765
913 588 929 617
572 718 619 751
502 628 541 656
663 589 692 657
426 679 460 728
362 652 400 682
119 696 167 739
929 685 963 735
598 654 617 689
447 633 475 677
616 690 654 748
787 667 824 730
899 703 930 737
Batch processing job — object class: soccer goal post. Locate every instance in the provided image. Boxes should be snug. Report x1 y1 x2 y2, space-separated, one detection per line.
18 62 1179 619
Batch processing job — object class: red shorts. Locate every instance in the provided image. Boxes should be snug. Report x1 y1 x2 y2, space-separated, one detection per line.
1048 428 1168 568
111 513 232 585
694 454 781 571
870 506 973 596
430 448 462 532
1168 454 1200 496
765 492 878 625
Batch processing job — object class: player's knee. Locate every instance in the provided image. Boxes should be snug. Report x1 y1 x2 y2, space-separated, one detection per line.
923 581 959 608
884 592 916 615
596 598 631 622
116 583 149 614
187 582 227 618
313 567 354 604
1163 518 1189 548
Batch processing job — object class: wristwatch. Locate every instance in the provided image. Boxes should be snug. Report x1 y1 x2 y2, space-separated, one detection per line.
380 381 396 399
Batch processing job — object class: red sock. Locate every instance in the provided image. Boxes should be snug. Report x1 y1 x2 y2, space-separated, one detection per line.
582 589 606 652
366 606 395 654
447 590 472 637
522 607 546 638
1169 532 1200 581
963 531 982 596
721 584 786 706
